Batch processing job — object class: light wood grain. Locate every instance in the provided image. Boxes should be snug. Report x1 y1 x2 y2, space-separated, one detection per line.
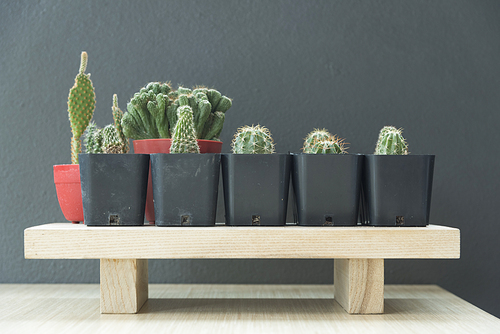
100 259 148 314
24 223 460 259
334 258 384 313
0 284 498 333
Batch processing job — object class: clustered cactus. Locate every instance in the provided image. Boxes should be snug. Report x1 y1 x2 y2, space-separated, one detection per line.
83 95 130 154
169 97 200 154
302 129 347 154
231 125 275 154
68 51 96 164
121 82 231 141
374 126 408 155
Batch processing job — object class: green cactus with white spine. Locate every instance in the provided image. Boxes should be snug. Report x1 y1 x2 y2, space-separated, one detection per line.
83 95 130 154
231 125 275 154
374 126 408 155
170 104 200 154
121 83 231 141
302 129 347 154
68 51 96 164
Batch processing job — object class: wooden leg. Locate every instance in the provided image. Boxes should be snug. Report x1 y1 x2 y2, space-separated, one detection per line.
100 259 148 314
334 258 384 314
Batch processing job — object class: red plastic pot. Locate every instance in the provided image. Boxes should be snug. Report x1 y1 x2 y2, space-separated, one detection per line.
133 139 223 224
53 164 84 223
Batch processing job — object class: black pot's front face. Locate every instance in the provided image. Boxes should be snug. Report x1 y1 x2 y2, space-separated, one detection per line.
362 155 435 226
221 154 292 226
292 154 363 226
150 153 220 226
79 154 150 226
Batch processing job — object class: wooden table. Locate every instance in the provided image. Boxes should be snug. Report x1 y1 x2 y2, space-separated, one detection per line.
24 223 460 315
1 284 498 333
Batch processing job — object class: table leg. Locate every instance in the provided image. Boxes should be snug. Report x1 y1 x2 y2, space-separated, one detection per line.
100 259 148 314
334 258 384 314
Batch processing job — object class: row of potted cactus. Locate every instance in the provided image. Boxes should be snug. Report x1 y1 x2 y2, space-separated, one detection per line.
54 52 434 227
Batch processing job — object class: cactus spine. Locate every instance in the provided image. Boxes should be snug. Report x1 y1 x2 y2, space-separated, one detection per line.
231 125 275 154
302 129 347 154
374 126 408 155
68 51 96 164
121 83 232 141
170 104 200 154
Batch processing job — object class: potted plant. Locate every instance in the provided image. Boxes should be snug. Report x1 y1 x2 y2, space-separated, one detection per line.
221 125 292 226
150 95 221 226
292 129 363 226
79 95 149 226
53 51 95 223
121 83 232 224
361 126 435 226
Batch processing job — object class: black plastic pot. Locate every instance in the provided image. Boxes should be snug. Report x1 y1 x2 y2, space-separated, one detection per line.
79 154 150 226
150 153 220 227
292 154 363 226
361 154 435 227
221 153 292 226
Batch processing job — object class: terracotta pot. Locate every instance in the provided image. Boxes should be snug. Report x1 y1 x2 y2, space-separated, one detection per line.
133 139 223 224
53 164 83 223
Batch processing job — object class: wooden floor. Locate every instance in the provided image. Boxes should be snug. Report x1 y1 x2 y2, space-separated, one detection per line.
0 284 498 333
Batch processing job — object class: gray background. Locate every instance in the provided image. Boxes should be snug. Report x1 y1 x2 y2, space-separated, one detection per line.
1 0 499 317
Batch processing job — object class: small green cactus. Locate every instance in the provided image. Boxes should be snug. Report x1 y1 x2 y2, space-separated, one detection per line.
231 125 275 154
83 95 130 154
121 83 232 141
374 126 408 155
68 51 96 164
170 105 200 154
302 129 347 154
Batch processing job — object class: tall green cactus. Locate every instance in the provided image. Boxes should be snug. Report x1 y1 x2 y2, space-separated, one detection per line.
302 129 347 154
121 82 232 141
231 125 275 154
170 105 200 153
374 126 408 155
68 51 96 164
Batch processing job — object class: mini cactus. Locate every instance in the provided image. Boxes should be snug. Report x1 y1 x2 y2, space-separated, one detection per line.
374 126 408 155
68 51 96 164
170 105 200 154
231 125 275 154
83 95 130 154
302 129 347 154
121 83 232 141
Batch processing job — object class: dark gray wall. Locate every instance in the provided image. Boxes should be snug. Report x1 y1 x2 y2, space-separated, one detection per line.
1 0 499 317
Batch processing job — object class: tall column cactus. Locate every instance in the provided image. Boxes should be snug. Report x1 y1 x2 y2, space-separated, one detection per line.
111 94 129 153
374 126 408 155
231 125 275 154
68 51 96 164
170 102 200 154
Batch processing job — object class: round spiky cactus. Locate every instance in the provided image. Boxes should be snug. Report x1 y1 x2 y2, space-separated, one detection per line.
170 105 200 154
374 126 408 155
302 129 347 154
68 51 96 164
231 125 275 154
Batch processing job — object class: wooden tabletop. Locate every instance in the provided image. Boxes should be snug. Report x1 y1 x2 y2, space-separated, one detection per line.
24 223 460 259
0 284 497 333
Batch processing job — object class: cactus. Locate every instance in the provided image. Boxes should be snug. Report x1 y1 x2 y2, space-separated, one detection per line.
121 83 232 141
170 105 200 154
83 95 130 154
68 51 96 164
302 129 347 154
374 126 408 155
231 125 275 154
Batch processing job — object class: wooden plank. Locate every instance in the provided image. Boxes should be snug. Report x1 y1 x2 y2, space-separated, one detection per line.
24 223 460 259
334 258 384 313
1 284 499 333
100 259 148 313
